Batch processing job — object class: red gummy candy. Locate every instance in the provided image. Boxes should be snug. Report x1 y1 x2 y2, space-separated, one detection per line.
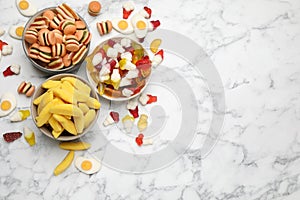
3 132 22 143
3 66 14 77
135 133 144 146
133 86 142 95
136 57 151 70
0 40 8 51
107 39 116 47
109 59 117 71
123 8 133 19
156 49 164 59
147 94 157 104
110 111 119 122
150 20 160 30
129 106 139 118
135 138 143 146
144 7 152 18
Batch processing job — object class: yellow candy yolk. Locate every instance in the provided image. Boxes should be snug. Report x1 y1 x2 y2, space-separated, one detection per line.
81 160 92 171
118 20 128 30
136 21 146 30
1 100 11 111
19 0 29 10
15 26 24 37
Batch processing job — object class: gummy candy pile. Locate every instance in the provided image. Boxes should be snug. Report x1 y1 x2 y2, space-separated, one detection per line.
103 92 157 146
86 37 163 99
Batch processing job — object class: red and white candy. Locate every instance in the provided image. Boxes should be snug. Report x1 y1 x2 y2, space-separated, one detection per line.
103 111 119 127
139 93 157 105
3 64 20 77
138 6 152 19
122 1 135 19
0 40 13 57
151 49 164 68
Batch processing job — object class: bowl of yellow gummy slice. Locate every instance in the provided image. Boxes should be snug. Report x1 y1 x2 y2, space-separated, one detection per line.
31 73 101 141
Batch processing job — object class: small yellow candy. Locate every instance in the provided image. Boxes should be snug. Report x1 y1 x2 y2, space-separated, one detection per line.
137 114 148 132
122 115 134 133
24 126 36 146
150 39 162 53
119 59 127 70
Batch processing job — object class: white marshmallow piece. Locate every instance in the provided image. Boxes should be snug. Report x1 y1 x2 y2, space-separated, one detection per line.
151 54 163 68
99 63 111 76
103 115 114 127
123 1 135 11
106 47 118 58
122 88 133 97
138 10 149 18
139 93 150 106
120 38 131 48
10 64 20 75
119 78 132 87
113 43 125 54
125 68 139 79
2 45 13 56
121 60 136 71
111 69 121 82
99 74 110 82
121 51 132 61
10 111 22 122
143 138 153 146
127 98 138 110
92 53 103 66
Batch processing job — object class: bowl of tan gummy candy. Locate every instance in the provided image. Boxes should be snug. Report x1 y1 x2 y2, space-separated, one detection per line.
22 4 91 75
31 73 101 141
86 37 152 101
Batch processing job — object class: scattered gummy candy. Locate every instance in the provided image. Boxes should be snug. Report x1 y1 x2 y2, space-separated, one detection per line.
103 111 120 127
122 114 134 133
139 93 157 105
129 106 139 118
24 126 35 146
3 132 22 143
137 114 148 132
135 133 144 146
10 109 30 122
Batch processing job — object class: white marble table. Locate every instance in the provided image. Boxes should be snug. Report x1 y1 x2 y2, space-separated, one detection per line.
1 0 300 199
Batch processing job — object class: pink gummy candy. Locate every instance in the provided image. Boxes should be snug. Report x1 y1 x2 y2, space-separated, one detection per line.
110 111 119 122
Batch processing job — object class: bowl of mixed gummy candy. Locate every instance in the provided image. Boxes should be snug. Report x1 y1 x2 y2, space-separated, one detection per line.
85 37 152 101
